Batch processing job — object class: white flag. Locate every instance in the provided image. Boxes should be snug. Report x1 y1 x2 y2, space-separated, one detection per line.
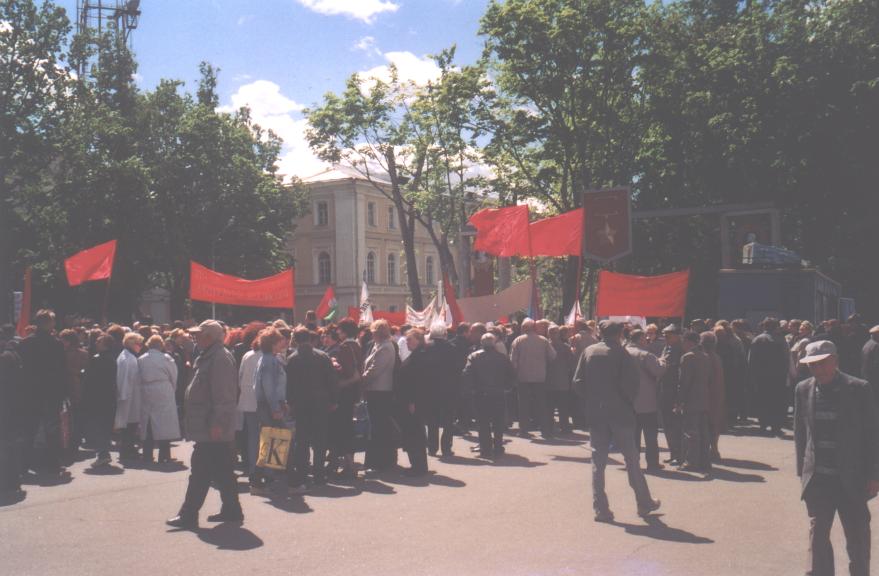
359 280 374 326
564 300 582 326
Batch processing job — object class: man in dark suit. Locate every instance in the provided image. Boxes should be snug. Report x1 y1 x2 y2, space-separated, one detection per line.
677 331 712 474
574 321 660 523
794 340 879 576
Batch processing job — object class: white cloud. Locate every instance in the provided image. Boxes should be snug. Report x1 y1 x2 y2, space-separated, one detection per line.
221 80 326 181
353 35 381 57
360 51 441 88
295 0 399 24
221 80 304 116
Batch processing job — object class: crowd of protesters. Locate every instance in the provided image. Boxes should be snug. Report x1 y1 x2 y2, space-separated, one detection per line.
1 308 877 529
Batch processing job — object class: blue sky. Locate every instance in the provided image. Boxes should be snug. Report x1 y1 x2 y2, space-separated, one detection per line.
56 0 491 179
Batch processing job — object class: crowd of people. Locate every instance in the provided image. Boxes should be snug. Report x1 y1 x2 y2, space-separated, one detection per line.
1 308 877 533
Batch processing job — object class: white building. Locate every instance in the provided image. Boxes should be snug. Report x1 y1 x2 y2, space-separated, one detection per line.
292 166 444 316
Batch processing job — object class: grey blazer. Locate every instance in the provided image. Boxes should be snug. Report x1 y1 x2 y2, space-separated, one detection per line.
794 371 879 500
573 341 640 429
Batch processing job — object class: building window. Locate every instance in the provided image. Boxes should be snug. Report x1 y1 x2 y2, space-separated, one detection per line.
387 253 396 285
426 256 435 285
318 252 331 285
366 251 376 284
367 202 376 227
388 206 396 230
316 201 328 226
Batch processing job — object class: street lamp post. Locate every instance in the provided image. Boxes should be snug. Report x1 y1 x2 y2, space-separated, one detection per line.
210 219 236 319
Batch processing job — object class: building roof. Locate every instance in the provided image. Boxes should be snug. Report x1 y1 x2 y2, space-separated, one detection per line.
302 164 391 185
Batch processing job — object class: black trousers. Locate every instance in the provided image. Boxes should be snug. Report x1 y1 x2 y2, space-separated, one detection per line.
476 394 506 454
403 412 428 472
635 412 660 468
427 409 454 455
291 407 328 484
179 441 241 518
0 438 22 492
804 476 871 576
548 390 572 431
364 391 398 470
660 391 681 461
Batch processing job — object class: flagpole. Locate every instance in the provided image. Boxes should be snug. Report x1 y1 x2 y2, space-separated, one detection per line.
102 275 112 325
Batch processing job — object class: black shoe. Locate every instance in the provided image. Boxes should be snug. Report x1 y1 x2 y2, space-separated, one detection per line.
637 499 661 517
594 509 615 523
166 515 198 530
403 467 428 477
206 511 244 523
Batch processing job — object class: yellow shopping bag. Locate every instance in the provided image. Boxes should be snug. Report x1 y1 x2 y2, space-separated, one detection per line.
256 426 293 470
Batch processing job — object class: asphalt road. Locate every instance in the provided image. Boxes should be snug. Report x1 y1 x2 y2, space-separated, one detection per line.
1 423 875 576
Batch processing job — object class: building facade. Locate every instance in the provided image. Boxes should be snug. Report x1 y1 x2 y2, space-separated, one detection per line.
292 166 443 317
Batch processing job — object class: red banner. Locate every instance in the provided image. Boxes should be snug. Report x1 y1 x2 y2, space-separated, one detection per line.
530 208 583 257
190 261 295 309
596 270 690 318
65 240 117 286
347 306 407 327
582 188 631 262
469 205 531 257
16 267 32 337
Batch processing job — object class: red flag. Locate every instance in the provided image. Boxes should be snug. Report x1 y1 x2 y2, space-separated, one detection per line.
529 208 583 257
443 273 463 325
595 270 690 318
189 261 295 309
65 240 117 286
469 205 531 257
315 285 337 320
16 267 32 337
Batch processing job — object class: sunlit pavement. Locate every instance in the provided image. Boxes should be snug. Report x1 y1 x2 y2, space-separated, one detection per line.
1 421 875 576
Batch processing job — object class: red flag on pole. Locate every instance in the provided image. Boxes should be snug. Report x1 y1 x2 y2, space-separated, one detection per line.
443 273 463 325
529 208 583 257
16 267 32 337
595 270 690 318
189 261 295 309
315 285 338 320
469 205 531 257
65 240 117 286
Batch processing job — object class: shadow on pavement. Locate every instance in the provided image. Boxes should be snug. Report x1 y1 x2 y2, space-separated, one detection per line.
718 457 777 471
21 470 73 487
197 523 264 550
648 469 710 482
0 489 27 507
440 453 547 469
615 516 714 544
551 454 592 464
83 464 125 476
709 467 765 483
531 437 586 446
263 493 313 514
380 470 467 488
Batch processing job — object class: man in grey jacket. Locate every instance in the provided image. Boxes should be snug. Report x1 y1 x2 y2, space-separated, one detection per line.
510 318 556 438
574 321 660 522
627 329 666 471
795 340 879 576
167 320 243 529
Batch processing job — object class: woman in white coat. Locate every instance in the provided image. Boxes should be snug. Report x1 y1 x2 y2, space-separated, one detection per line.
138 335 181 463
115 332 143 461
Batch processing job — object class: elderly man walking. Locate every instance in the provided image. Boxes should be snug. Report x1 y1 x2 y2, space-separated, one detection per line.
574 321 660 523
510 318 556 438
794 340 879 576
167 320 243 529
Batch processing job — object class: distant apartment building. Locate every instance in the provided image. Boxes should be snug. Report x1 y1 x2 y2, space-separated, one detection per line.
292 166 444 316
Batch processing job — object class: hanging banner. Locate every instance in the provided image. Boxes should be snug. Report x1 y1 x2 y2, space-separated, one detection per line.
456 279 534 323
189 261 295 309
469 205 531 257
582 188 632 262
595 270 689 318
347 306 406 327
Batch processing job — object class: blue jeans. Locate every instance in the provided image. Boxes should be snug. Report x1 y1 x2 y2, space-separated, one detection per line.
590 421 653 513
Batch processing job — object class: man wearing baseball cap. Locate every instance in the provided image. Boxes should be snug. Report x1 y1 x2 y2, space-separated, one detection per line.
167 320 243 529
794 339 879 575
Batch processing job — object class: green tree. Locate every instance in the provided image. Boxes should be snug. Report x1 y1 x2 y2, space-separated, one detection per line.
0 0 70 322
